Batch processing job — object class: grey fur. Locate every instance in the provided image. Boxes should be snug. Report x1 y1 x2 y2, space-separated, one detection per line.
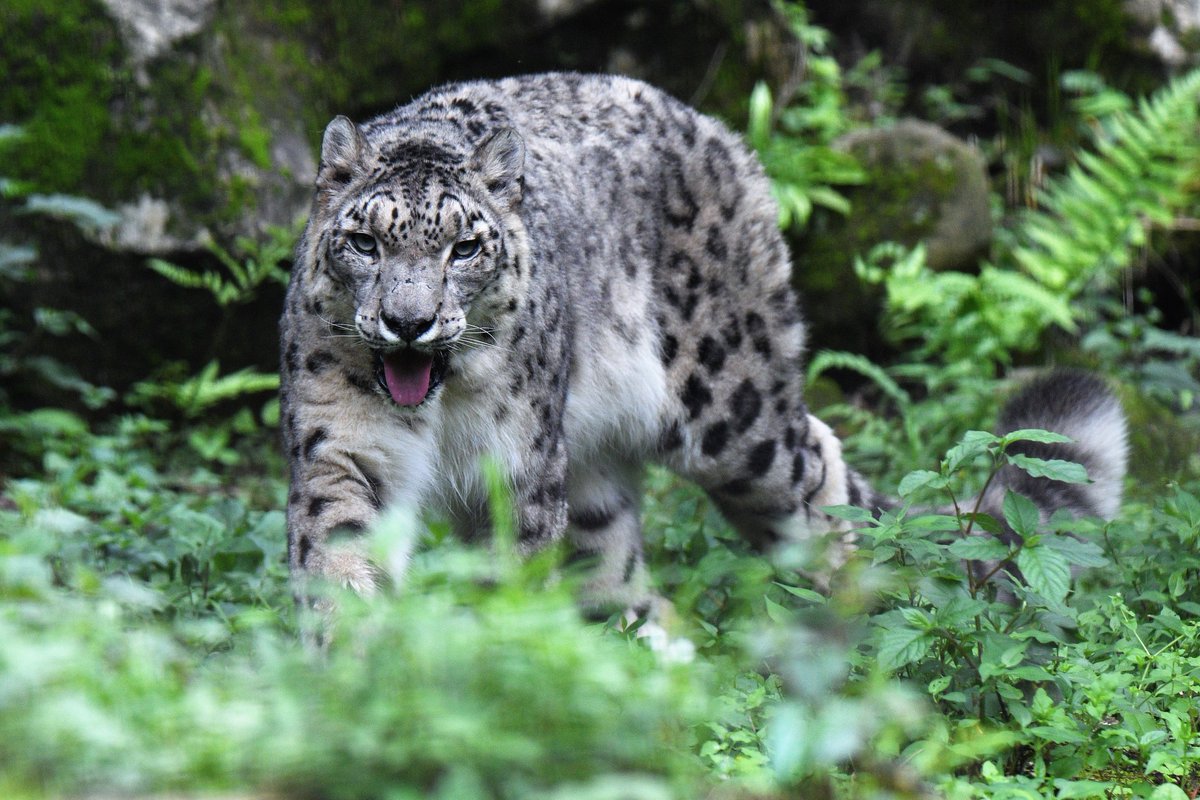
279 73 1124 610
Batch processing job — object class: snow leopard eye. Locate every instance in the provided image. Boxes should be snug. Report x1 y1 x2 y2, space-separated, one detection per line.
451 237 481 260
348 232 377 255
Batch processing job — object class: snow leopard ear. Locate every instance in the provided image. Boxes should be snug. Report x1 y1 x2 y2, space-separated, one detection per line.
470 127 524 204
317 115 365 192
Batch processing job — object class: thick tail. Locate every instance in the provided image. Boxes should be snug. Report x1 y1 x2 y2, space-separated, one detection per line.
981 369 1128 523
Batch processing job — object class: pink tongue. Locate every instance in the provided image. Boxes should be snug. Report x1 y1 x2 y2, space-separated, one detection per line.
382 350 434 406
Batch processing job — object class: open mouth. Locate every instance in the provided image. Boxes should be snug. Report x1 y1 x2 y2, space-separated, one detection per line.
373 348 450 407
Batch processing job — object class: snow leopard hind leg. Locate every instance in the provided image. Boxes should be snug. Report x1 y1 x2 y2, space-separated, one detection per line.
640 117 890 570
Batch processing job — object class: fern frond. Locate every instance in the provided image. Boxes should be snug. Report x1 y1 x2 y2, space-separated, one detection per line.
807 349 911 413
176 363 279 416
146 258 239 306
1008 67 1200 295
130 359 278 417
20 194 121 236
144 224 294 307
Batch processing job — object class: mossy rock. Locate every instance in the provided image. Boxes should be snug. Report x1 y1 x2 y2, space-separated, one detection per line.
792 119 992 355
831 119 992 272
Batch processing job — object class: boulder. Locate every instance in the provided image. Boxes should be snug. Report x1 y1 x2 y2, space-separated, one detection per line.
833 119 992 272
793 119 992 355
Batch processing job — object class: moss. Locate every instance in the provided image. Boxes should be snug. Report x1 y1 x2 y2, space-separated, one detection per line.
0 0 124 192
107 56 220 218
0 0 227 220
801 153 960 289
1119 388 1200 491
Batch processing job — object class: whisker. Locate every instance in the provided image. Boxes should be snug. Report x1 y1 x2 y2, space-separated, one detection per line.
317 313 357 333
457 335 509 354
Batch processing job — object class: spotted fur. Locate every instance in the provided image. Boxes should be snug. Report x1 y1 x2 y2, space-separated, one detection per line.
279 73 1124 611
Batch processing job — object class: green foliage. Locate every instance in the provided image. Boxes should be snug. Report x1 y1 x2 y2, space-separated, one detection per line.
1010 67 1200 295
5 5 1200 799
746 4 866 229
748 82 865 230
848 426 1200 798
128 361 280 419
1083 295 1200 414
0 0 123 193
0 132 118 424
146 225 293 308
813 66 1200 477
817 63 1200 376
0 426 709 799
131 226 293 424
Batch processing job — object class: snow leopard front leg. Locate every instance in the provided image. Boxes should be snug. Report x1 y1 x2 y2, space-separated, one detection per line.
280 321 438 605
565 462 655 618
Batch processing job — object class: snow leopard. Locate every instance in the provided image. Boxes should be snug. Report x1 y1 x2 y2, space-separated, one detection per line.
279 73 1127 612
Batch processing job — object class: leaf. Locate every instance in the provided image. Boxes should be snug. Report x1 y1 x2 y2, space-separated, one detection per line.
1007 453 1090 484
960 512 1003 535
898 606 933 629
773 583 825 603
943 430 998 473
898 470 947 498
1001 428 1073 446
902 514 963 533
747 82 773 153
1148 785 1189 800
823 504 875 523
1041 535 1108 568
806 350 911 412
876 625 932 671
20 193 121 234
948 535 1011 561
1016 543 1071 604
1025 726 1088 744
1003 492 1041 539
764 594 792 622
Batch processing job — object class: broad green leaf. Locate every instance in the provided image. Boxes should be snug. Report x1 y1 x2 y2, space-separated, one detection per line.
948 536 1010 561
1003 491 1041 539
943 430 998 473
898 470 947 498
1042 535 1108 568
823 504 876 522
764 594 792 622
960 512 1003 535
1007 454 1090 484
1001 428 1073 446
773 582 825 603
876 625 932 671
1016 543 1071 603
1149 784 1189 800
901 514 963 533
1026 725 1087 744
898 606 933 629
934 597 989 626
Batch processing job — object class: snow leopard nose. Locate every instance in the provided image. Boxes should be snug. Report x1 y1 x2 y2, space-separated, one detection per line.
379 311 435 343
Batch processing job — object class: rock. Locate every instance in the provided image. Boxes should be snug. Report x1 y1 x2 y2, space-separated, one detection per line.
99 0 216 77
834 119 992 272
791 119 991 356
1124 0 1200 67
